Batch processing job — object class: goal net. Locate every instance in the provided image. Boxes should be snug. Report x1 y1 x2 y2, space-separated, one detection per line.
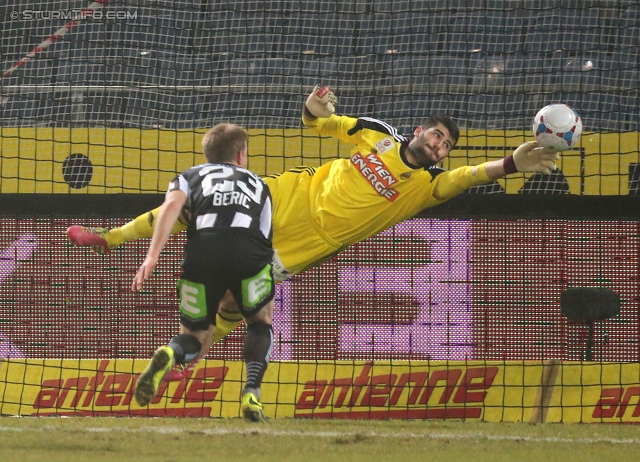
0 0 639 420
1 1 639 193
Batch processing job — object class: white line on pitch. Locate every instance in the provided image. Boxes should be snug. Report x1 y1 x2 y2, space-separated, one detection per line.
0 425 639 445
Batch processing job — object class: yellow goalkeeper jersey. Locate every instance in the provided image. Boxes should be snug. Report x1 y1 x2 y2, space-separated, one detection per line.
264 114 494 281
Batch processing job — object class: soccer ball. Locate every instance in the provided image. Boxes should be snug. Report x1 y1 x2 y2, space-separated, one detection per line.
532 103 583 151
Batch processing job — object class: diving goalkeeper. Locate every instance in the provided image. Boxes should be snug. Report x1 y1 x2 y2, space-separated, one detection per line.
68 85 558 373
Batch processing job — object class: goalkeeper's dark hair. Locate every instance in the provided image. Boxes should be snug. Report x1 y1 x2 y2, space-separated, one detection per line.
202 123 249 163
422 116 460 147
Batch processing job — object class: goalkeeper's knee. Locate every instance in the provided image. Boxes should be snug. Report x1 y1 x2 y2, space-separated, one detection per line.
213 311 244 343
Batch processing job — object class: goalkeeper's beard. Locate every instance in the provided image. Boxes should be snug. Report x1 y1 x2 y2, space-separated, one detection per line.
406 144 440 168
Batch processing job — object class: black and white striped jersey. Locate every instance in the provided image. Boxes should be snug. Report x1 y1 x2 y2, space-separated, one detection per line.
168 163 272 241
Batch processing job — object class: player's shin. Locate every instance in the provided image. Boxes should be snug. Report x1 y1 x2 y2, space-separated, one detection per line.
241 321 273 422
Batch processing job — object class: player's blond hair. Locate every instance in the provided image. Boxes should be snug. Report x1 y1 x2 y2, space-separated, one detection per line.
201 123 249 163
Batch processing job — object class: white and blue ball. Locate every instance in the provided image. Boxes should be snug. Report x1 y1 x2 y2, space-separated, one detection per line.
533 103 583 151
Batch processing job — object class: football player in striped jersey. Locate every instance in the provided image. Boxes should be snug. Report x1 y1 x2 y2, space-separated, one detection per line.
131 123 273 422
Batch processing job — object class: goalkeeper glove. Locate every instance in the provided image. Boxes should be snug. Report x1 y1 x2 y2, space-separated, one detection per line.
304 85 338 118
507 141 559 175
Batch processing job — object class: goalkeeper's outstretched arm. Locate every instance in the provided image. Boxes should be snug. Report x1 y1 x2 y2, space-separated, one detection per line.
432 141 559 201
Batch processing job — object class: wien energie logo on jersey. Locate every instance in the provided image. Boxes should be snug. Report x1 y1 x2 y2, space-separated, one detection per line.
351 152 399 201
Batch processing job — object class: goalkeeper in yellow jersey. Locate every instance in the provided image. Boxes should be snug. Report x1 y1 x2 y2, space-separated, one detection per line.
68 85 558 376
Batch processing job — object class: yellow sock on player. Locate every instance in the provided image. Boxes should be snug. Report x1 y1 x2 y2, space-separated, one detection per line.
118 206 188 245
213 312 244 343
120 207 159 242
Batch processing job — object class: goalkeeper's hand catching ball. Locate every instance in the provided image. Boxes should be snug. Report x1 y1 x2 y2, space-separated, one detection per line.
512 141 559 174
305 85 338 118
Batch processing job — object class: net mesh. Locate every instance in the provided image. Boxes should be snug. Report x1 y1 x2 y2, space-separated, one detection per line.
0 0 639 419
1 2 639 135
1 1 639 195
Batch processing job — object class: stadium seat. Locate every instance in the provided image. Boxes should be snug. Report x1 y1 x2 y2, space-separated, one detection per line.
616 25 640 52
199 92 232 126
525 10 614 53
101 56 153 86
0 18 34 60
522 51 565 93
62 22 106 58
301 56 339 88
444 11 524 54
373 94 416 122
562 11 614 52
429 94 467 120
463 94 534 130
201 8 274 55
150 17 193 54
439 54 471 88
297 13 356 56
57 60 107 85
558 52 610 92
523 13 563 53
226 92 292 129
83 93 129 127
371 0 459 13
20 95 55 125
468 0 531 9
354 11 445 55
299 0 369 13
334 55 388 94
620 3 640 27
380 55 423 89
262 57 303 90
173 9 207 30
1 96 38 121
191 11 231 55
221 58 268 89
558 92 623 132
386 53 469 91
16 59 54 85
230 16 270 55
153 0 208 12
219 56 303 91
620 95 639 131
607 49 640 91
123 92 204 129
110 15 174 54
110 17 152 51
469 53 525 92
331 94 377 120
375 93 465 131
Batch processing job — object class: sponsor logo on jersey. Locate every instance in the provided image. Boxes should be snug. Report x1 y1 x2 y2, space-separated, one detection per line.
375 137 394 154
351 152 399 202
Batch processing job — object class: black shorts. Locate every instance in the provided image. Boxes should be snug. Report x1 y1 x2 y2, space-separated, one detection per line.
177 230 275 331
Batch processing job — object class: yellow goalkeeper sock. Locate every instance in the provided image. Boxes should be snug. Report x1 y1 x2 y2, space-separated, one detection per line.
213 312 244 343
112 206 188 246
